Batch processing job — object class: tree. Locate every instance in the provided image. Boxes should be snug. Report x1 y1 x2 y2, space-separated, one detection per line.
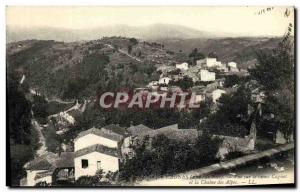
169 76 194 90
119 133 221 182
7 74 32 145
208 51 218 59
224 74 242 88
129 38 138 45
44 124 60 153
201 85 252 137
188 48 205 65
249 39 294 139
168 69 181 75
249 41 294 91
128 45 132 54
8 72 38 186
32 95 49 124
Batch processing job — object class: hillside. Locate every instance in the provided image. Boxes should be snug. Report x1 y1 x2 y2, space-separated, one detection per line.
7 36 281 99
158 37 282 69
6 37 180 99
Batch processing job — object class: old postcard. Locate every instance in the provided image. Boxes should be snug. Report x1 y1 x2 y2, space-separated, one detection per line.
6 6 295 187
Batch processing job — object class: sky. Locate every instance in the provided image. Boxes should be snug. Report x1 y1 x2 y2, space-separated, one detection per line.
6 6 294 37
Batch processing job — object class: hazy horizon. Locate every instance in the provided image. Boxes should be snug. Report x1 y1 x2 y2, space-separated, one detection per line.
6 6 294 38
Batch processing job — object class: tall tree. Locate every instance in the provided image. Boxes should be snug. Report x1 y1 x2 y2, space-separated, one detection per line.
249 38 294 139
188 48 205 65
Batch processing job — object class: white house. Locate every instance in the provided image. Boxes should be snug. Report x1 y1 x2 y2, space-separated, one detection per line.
193 94 205 104
22 152 74 186
74 128 123 151
215 61 222 67
217 64 229 73
159 86 168 92
199 69 216 82
23 152 57 186
147 81 159 90
158 77 171 85
191 86 206 103
74 144 120 180
74 127 123 179
176 62 189 70
212 89 226 103
228 62 239 72
25 170 52 186
206 58 218 68
196 59 206 67
228 62 237 68
147 81 159 87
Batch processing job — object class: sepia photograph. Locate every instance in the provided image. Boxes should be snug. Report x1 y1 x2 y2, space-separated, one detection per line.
6 5 295 187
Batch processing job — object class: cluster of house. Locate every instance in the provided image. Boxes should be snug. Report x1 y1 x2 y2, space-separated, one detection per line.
133 57 243 107
48 100 87 135
22 113 290 186
21 124 199 186
156 57 240 84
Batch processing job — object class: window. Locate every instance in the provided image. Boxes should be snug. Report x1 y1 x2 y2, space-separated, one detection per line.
97 161 101 170
81 159 88 168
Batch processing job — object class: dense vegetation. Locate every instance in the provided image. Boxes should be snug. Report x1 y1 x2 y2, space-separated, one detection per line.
63 102 211 142
169 76 194 89
250 39 294 140
160 37 282 69
6 38 168 100
201 37 294 141
200 85 253 137
119 132 222 182
8 72 40 186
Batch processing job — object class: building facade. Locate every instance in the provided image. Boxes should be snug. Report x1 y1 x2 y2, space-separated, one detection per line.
73 127 123 180
199 69 216 82
176 62 189 70
158 77 171 85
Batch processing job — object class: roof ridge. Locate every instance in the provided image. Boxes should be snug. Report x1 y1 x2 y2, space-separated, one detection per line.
75 143 120 158
75 126 124 142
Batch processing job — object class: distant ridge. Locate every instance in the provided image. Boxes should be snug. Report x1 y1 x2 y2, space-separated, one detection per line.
7 23 225 43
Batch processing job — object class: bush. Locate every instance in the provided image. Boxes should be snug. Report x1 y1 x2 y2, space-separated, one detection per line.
43 125 60 153
74 169 113 186
169 76 194 90
224 75 241 88
10 145 34 186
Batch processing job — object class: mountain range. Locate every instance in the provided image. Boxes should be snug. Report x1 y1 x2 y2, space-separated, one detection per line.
7 23 235 43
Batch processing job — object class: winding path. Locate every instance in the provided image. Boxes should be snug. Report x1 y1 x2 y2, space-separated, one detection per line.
31 116 47 157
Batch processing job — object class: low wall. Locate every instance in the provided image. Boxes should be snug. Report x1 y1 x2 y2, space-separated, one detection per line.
137 143 294 185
